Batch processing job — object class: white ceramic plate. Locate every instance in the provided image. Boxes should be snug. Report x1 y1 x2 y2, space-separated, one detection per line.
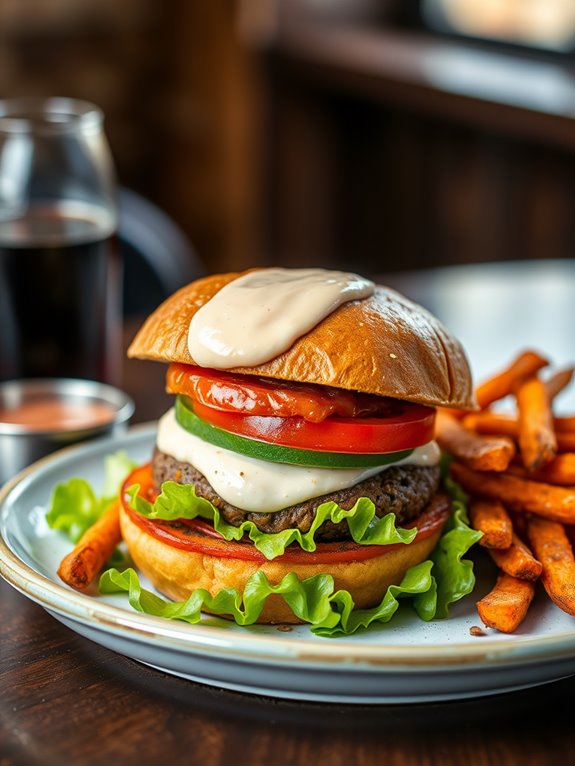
2 425 575 704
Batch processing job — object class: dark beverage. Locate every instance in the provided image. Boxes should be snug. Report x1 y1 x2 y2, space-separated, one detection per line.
0 203 120 383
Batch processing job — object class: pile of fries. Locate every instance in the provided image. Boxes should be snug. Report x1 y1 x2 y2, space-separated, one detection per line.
437 350 575 633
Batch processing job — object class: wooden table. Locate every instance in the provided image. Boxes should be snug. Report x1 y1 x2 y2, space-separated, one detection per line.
2 260 575 766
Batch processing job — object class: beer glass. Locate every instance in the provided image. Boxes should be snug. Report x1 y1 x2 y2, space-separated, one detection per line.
0 98 120 383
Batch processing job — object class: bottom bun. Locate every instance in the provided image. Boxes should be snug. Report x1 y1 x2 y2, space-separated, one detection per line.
119 498 447 624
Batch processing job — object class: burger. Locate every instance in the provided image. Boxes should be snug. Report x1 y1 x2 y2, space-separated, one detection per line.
119 268 476 628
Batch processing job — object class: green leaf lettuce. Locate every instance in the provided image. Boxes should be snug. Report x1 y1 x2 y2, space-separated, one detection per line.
100 561 439 637
127 481 417 561
102 476 482 636
46 451 137 543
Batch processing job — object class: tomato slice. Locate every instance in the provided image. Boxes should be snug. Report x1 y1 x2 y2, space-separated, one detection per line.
179 396 435 455
166 363 403 423
122 464 450 564
175 396 413 467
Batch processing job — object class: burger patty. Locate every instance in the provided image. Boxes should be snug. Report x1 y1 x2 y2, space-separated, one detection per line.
152 449 441 541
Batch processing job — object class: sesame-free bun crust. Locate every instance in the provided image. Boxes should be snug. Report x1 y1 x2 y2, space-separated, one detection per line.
128 270 475 409
119 501 445 625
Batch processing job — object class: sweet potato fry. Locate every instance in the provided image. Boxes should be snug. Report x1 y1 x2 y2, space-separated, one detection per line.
435 411 515 472
545 367 574 401
475 350 549 410
476 573 535 633
438 406 467 420
464 412 575 439
527 516 575 616
556 432 575 453
450 462 575 524
515 376 556 470
463 412 519 438
555 417 575 433
489 534 543 581
57 501 122 590
468 498 513 549
506 454 575 486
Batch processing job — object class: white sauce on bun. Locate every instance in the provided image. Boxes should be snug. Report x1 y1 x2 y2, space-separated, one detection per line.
187 268 374 369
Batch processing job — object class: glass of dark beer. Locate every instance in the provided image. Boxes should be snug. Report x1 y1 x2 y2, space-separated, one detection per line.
0 98 120 383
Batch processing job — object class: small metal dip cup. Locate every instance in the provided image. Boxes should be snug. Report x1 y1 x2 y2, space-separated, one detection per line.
0 379 134 486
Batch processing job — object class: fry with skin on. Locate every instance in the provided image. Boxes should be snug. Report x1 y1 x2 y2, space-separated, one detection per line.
475 350 548 410
435 410 515 472
545 367 574 401
476 573 535 633
527 516 575 616
57 501 122 590
506 454 575 486
489 533 543 581
515 376 557 471
469 498 513 549
450 462 575 524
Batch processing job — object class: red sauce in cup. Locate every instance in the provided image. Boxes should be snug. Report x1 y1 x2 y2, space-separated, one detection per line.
0 398 115 430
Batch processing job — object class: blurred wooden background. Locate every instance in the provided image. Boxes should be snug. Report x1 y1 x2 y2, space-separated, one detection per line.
1 0 574 276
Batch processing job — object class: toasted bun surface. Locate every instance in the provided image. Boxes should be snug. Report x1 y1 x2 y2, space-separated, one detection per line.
119 501 445 625
128 270 475 409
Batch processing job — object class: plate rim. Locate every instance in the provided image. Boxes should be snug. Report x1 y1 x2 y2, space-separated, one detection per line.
3 426 575 671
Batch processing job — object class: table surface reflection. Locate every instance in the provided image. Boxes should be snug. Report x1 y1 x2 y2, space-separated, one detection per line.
2 259 575 766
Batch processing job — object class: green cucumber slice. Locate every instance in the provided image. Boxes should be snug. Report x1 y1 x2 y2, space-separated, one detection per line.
174 396 413 469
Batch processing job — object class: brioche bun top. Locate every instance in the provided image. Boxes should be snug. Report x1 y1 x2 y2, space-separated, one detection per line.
128 270 475 409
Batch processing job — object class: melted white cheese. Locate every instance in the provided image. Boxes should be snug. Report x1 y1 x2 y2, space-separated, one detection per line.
187 268 374 369
156 408 440 513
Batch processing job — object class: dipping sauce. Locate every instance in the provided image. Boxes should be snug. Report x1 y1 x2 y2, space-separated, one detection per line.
0 398 115 431
188 268 375 369
0 378 134 485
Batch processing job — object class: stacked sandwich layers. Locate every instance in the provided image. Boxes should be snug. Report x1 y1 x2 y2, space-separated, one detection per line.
121 269 477 625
